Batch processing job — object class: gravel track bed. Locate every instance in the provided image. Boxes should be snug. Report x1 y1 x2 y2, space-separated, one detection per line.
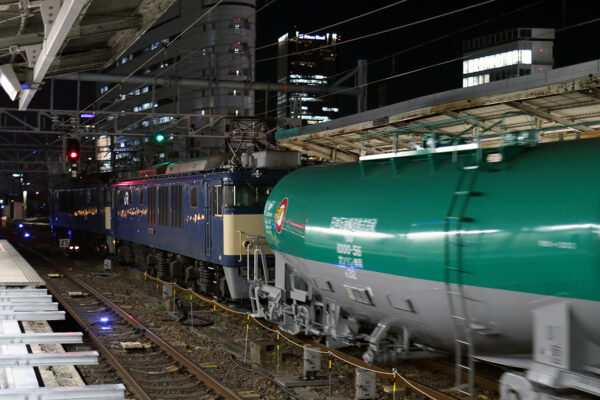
8 224 500 400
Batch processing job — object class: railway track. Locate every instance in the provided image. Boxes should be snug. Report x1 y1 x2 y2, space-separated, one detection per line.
125 270 501 400
19 250 244 400
46 272 243 400
10 228 499 400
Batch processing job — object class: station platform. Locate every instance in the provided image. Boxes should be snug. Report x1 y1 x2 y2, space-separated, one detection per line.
0 239 125 399
0 239 44 287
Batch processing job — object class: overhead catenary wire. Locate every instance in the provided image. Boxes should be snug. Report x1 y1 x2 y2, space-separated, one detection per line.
71 0 600 146
86 0 499 136
86 0 399 115
253 0 497 64
261 12 600 120
325 0 550 81
81 0 281 131
89 0 500 135
250 0 410 55
71 0 226 121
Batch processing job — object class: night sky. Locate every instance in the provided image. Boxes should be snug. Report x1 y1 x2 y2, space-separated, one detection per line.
3 0 600 114
256 0 600 112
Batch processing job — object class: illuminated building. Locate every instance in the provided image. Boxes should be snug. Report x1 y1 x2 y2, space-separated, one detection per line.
462 28 554 88
277 30 340 124
97 0 256 168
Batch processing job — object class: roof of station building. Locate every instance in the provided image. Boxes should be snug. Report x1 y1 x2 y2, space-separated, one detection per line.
275 60 600 162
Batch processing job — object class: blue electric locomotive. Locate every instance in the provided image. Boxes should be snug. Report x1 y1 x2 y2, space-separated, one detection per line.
50 152 297 299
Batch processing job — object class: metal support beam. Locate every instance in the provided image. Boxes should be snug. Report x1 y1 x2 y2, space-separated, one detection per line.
444 110 507 135
0 289 48 295
357 59 368 113
19 0 89 110
0 310 65 320
107 0 177 67
0 303 58 311
282 141 357 162
0 332 83 345
506 101 593 132
0 351 98 367
0 295 52 303
0 384 126 399
48 48 111 76
57 72 360 96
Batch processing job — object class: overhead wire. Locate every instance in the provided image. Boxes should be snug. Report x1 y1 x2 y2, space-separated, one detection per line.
253 0 497 64
250 0 409 54
262 7 600 120
82 0 281 132
70 0 600 146
325 0 550 81
88 0 499 137
72 0 226 120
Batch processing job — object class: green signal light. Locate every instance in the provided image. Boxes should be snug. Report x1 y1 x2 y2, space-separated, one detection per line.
155 133 165 143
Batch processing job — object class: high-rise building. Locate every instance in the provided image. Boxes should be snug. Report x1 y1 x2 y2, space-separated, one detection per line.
462 28 554 88
277 30 340 125
97 0 256 168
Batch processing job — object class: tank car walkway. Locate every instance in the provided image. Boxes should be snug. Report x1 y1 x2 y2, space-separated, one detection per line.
0 239 125 399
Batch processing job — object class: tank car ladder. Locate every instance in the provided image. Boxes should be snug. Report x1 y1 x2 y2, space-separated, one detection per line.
444 164 479 396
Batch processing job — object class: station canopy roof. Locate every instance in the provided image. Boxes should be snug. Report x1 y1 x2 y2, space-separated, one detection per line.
275 60 600 163
0 0 176 110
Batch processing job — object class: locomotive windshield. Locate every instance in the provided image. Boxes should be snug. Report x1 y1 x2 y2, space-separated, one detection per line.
223 184 272 208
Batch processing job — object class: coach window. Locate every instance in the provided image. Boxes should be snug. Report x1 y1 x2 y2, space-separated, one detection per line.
148 187 157 224
171 185 183 228
159 186 168 225
190 187 198 208
124 189 132 205
234 184 272 207
223 185 234 208
213 185 222 216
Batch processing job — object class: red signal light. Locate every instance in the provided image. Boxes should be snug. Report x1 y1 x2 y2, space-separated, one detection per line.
66 138 80 161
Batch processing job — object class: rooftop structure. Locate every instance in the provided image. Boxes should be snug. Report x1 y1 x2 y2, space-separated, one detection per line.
0 0 177 110
277 30 340 124
274 59 600 162
462 27 554 88
95 0 256 168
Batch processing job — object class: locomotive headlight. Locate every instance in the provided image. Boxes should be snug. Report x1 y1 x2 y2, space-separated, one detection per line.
74 246 79 250
69 246 74 250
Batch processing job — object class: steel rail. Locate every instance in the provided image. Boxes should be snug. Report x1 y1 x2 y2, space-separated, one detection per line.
62 270 243 400
279 331 460 400
130 266 500 399
44 279 152 400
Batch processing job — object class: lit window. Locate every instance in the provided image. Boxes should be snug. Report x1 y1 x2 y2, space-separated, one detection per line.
464 49 533 74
